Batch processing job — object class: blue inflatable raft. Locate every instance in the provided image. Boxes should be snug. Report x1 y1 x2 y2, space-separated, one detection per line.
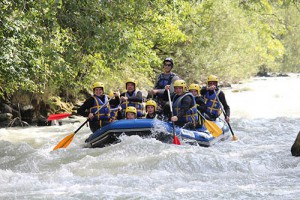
84 118 229 148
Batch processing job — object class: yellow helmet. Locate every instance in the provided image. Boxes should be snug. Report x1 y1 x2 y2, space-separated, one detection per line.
92 82 104 91
125 106 137 115
207 75 218 85
188 83 200 94
145 100 157 111
174 80 186 89
125 78 136 89
108 91 114 98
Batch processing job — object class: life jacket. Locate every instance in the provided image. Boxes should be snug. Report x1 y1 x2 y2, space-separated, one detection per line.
145 113 157 119
89 95 110 122
109 106 119 120
204 89 222 118
172 92 198 125
120 91 143 118
155 73 176 98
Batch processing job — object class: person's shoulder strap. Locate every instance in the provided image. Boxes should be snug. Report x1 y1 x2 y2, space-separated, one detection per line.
167 72 176 84
154 73 164 88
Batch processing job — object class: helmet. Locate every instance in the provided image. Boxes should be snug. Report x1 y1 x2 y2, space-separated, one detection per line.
207 75 218 85
92 82 104 91
145 100 157 111
174 80 186 89
108 91 114 98
188 83 200 94
163 57 174 67
125 78 136 88
125 106 137 115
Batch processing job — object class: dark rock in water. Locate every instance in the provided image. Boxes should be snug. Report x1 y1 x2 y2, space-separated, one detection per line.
0 113 13 122
36 116 50 126
276 73 289 77
291 131 300 157
20 105 35 124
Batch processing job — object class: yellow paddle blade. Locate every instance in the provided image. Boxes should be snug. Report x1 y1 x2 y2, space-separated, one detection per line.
204 120 223 138
232 135 238 141
53 133 76 151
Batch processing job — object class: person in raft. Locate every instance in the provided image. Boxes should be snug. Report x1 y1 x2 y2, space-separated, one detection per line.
120 78 143 119
188 83 207 127
125 106 137 120
149 57 180 111
162 79 198 128
77 82 120 132
200 75 230 122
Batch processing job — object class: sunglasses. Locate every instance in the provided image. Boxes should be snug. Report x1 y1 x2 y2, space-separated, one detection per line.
164 64 172 67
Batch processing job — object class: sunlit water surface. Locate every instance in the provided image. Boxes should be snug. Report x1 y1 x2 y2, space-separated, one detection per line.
1 75 300 200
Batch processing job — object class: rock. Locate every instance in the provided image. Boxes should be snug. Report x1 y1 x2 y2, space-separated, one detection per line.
36 115 50 126
0 103 18 114
0 113 13 122
291 131 300 157
20 105 35 124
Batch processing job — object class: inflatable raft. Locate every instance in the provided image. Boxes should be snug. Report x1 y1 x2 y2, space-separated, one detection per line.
84 118 229 148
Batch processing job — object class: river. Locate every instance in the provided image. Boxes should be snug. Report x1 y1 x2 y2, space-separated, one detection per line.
1 75 300 200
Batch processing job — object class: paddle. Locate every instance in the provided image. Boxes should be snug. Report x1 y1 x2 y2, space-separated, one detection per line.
213 90 238 141
47 113 71 121
197 111 222 137
53 97 112 150
167 89 181 145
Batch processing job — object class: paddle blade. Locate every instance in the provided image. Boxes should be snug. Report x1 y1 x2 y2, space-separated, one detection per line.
48 113 71 121
232 135 238 141
173 135 181 145
53 133 75 150
204 120 223 137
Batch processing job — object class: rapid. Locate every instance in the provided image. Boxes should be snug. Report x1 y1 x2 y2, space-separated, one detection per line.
1 75 300 200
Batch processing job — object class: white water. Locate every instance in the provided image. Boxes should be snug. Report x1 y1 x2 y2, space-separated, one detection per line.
1 75 300 200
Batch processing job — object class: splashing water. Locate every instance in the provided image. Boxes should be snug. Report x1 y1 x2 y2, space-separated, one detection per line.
1 75 300 199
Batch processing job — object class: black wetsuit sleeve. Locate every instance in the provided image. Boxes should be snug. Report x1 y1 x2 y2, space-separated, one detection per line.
162 89 176 101
218 91 230 117
161 90 169 101
120 92 125 97
109 96 120 107
77 97 94 117
196 96 207 113
177 95 193 118
200 87 208 97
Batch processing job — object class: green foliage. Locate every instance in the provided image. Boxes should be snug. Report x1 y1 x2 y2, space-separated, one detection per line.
0 0 299 104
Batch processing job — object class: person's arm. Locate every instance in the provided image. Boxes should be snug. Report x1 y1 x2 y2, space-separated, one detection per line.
200 87 208 96
161 89 169 101
196 96 207 113
77 97 94 117
218 91 230 117
109 95 120 107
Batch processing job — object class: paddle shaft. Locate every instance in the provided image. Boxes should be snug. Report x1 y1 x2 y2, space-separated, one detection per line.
167 89 180 145
213 90 237 139
167 90 176 135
